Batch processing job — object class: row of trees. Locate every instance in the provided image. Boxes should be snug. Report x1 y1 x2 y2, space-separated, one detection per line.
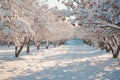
0 0 74 57
57 0 120 63
74 26 120 63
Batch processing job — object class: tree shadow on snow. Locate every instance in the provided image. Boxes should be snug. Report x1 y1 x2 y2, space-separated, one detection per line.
10 58 120 80
9 44 120 80
43 48 106 61
1 43 120 80
0 50 27 62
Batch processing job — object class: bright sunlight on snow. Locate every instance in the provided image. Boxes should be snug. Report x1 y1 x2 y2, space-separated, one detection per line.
0 39 120 80
0 0 120 80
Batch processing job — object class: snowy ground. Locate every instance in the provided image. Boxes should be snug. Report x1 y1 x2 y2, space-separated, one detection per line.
0 39 120 80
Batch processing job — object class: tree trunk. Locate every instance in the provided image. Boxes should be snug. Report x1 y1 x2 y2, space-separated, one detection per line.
26 39 30 54
105 44 110 52
58 41 63 46
15 46 18 57
33 41 41 50
26 45 30 54
46 41 50 49
103 37 115 58
15 37 26 57
15 42 25 57
37 46 40 50
107 42 115 58
37 42 41 50
112 36 120 58
113 45 120 58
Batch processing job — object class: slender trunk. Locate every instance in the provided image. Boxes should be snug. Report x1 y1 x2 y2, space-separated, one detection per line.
37 46 40 50
58 40 64 46
15 46 18 57
103 37 115 57
26 39 30 54
112 36 120 58
46 46 49 49
37 42 41 50
46 41 50 49
16 42 25 57
26 45 30 54
15 38 26 57
107 42 115 58
113 45 120 58
105 44 110 52
88 39 93 46
33 41 41 50
58 42 62 46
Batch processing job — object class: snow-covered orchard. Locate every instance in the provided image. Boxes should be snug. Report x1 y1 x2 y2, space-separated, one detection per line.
57 0 120 62
0 0 74 57
0 0 120 80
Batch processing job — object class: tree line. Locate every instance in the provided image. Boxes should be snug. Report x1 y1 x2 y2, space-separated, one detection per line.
57 0 120 64
0 0 73 57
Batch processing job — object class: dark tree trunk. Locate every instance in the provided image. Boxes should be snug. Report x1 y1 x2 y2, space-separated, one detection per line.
113 45 120 58
37 42 41 50
26 45 30 54
46 46 48 49
107 42 115 58
15 46 18 57
112 36 120 58
15 37 26 57
26 39 30 54
46 41 50 49
37 46 40 50
103 37 115 58
58 40 64 46
15 42 25 57
33 41 41 50
105 45 111 52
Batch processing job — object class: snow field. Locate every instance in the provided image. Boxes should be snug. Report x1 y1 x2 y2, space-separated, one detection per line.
0 43 120 80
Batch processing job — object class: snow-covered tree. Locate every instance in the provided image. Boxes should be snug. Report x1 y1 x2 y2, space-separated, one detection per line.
32 5 74 49
0 0 36 57
57 0 120 61
46 8 74 48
